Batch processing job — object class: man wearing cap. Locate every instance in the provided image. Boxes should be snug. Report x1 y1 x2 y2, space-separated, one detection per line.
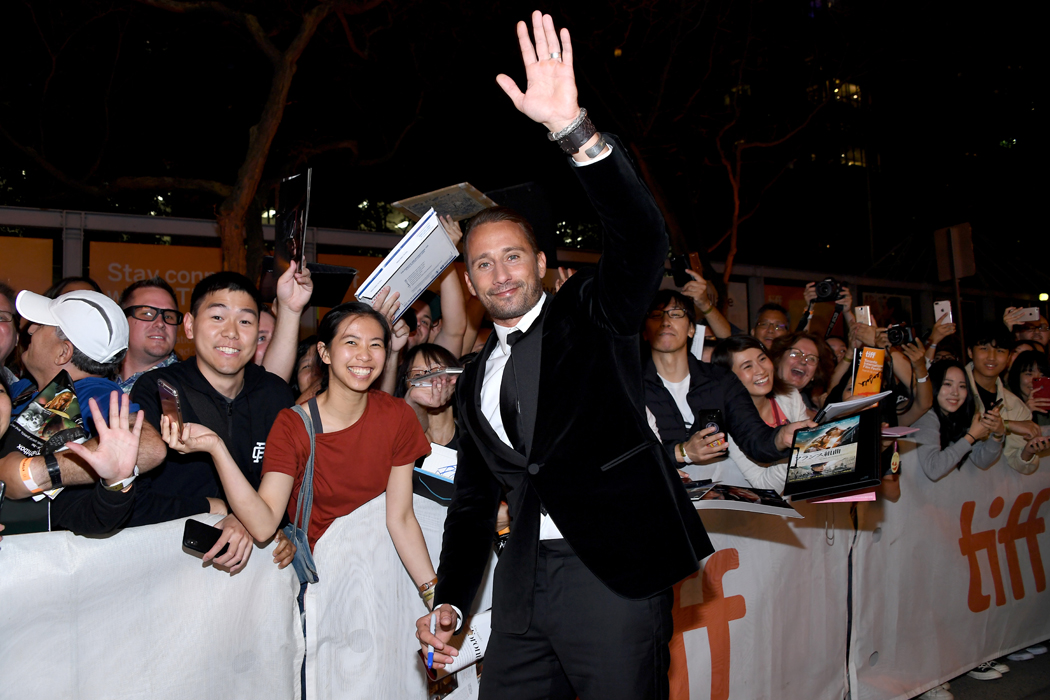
0 289 151 533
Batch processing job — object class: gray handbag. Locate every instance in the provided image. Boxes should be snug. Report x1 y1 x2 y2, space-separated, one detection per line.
282 398 322 585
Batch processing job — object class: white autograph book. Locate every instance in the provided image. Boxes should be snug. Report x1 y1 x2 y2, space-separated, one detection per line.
355 208 459 321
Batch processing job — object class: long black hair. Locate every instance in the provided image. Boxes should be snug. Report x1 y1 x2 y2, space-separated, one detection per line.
928 359 976 450
316 302 391 393
1007 350 1050 402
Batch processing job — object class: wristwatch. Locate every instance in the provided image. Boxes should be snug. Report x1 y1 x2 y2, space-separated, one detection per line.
102 465 140 492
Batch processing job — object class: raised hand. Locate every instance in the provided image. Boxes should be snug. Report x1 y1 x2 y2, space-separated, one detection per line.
979 407 1005 437
438 215 464 248
930 314 957 345
682 269 713 312
553 266 577 294
410 373 458 409
64 391 145 483
160 414 223 456
1003 307 1027 331
370 286 402 328
276 260 314 315
496 11 580 133
684 426 728 464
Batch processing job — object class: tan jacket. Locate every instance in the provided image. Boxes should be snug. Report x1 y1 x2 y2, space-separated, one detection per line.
965 363 1038 475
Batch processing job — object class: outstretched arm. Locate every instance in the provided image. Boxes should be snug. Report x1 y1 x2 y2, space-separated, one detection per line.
263 261 314 382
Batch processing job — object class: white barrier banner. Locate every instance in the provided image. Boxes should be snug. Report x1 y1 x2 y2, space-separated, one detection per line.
850 446 1050 699
304 495 496 700
0 514 303 700
673 501 852 700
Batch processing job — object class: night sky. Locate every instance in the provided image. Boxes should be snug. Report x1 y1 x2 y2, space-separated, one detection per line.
0 0 1041 293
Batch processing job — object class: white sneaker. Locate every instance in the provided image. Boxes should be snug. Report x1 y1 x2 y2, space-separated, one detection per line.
988 660 1010 674
966 662 1003 681
917 687 953 699
1008 651 1035 661
1027 643 1048 655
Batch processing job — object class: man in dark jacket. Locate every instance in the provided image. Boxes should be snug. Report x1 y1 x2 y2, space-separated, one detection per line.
51 273 294 572
643 290 793 468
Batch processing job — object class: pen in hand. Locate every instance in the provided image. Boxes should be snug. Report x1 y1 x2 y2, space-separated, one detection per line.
426 612 437 669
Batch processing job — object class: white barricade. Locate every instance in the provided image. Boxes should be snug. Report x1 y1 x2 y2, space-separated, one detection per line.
0 514 303 700
304 494 496 700
674 501 853 700
850 445 1050 700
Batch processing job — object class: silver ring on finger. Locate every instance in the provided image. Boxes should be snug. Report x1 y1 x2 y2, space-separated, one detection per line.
549 52 561 60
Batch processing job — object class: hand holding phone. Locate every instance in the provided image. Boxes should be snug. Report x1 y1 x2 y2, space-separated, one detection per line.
157 379 184 438
933 300 952 325
183 518 230 558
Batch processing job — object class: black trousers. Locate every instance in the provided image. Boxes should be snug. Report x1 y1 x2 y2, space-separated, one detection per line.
480 539 674 700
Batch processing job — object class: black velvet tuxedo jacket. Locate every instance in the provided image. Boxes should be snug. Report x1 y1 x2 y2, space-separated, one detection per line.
434 136 713 635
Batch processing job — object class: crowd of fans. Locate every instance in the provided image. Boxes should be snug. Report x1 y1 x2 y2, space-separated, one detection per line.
1 231 1049 697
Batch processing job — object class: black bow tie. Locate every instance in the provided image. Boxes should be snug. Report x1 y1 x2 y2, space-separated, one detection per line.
506 329 524 347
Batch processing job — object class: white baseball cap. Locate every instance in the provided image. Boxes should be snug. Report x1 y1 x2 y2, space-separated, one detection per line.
17 289 130 364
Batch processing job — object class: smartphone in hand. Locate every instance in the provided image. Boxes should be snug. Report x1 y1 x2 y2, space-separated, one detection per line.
1032 377 1050 402
933 300 952 324
854 306 873 326
183 519 229 558
157 379 184 436
1019 307 1041 323
695 409 726 448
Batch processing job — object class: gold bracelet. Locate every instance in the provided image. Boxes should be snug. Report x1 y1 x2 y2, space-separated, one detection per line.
679 443 688 461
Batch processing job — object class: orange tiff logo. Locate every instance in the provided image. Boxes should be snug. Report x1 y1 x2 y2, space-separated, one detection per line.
668 548 746 700
959 488 1049 613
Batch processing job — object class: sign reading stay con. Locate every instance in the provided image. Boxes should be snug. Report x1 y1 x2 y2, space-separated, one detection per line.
89 241 222 358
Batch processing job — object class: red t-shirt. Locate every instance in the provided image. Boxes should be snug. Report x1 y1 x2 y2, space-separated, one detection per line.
262 390 431 550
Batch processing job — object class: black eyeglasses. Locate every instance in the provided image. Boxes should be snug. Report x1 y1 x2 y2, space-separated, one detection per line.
124 305 183 326
647 308 688 321
0 311 14 324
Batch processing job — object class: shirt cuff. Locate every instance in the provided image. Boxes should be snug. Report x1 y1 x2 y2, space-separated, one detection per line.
450 605 464 633
570 141 614 167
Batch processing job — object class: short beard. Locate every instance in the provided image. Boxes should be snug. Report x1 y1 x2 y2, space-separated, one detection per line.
483 273 544 321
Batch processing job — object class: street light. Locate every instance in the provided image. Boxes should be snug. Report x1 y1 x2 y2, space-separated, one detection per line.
1040 293 1048 302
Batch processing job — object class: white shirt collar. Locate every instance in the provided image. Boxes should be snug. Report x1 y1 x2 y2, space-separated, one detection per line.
493 294 547 354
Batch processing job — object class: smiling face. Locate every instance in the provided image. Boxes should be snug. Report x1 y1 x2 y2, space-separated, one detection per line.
464 221 546 325
1018 365 1044 402
407 301 433 349
1020 317 1050 347
827 337 847 363
124 287 179 366
319 314 387 393
752 310 789 349
968 342 1009 381
253 310 275 365
731 347 776 398
937 366 969 414
185 289 258 380
643 301 694 355
778 338 819 389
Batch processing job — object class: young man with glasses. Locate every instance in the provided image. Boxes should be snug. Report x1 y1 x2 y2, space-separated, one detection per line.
642 289 811 477
117 278 183 394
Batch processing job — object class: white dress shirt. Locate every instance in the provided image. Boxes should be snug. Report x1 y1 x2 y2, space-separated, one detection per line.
480 294 564 540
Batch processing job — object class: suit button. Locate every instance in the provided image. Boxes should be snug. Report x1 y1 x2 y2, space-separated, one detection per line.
527 463 540 475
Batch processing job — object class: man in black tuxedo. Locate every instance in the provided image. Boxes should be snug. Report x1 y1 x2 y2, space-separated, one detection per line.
416 12 809 699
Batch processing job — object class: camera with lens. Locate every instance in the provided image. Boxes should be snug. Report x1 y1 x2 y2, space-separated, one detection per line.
885 323 915 347
814 277 843 303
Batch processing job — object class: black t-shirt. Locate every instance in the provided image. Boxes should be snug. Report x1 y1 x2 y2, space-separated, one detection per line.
975 383 997 411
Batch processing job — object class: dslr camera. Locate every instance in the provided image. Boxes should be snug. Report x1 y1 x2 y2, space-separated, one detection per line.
814 277 844 304
886 323 916 347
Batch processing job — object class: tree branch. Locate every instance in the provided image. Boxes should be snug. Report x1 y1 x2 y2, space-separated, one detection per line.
132 0 281 65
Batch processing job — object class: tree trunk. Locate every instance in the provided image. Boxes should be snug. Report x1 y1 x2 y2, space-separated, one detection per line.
217 209 248 275
245 194 266 284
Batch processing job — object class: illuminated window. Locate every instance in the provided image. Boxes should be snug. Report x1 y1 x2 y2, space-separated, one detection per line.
840 147 867 167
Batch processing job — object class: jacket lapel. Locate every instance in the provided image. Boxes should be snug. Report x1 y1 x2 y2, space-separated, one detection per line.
465 332 527 467
515 308 545 461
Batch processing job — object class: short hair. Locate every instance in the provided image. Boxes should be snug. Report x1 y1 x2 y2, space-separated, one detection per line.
463 207 540 265
0 282 16 308
966 324 1014 351
189 272 262 316
754 303 790 328
769 331 836 392
710 334 791 395
55 326 125 378
316 302 391 393
1008 350 1050 399
645 290 697 326
119 277 178 309
393 343 461 399
44 276 102 299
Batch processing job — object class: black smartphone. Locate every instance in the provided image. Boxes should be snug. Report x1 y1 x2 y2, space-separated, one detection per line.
157 379 184 436
694 409 726 447
183 518 229 558
670 254 692 287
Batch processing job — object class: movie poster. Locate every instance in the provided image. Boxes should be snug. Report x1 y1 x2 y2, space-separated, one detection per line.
787 415 860 483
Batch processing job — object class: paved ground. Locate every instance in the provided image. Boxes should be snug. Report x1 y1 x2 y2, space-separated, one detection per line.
937 649 1050 700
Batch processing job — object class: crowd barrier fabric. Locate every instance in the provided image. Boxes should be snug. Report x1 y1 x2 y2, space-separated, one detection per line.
0 514 304 700
849 443 1050 700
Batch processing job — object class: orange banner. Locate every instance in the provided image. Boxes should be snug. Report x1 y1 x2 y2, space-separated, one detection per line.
0 236 53 295
89 241 222 358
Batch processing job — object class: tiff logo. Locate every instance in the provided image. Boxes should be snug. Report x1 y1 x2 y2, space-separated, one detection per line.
959 489 1049 613
669 548 746 700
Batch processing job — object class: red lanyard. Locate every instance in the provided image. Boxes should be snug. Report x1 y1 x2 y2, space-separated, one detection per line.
767 398 788 428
